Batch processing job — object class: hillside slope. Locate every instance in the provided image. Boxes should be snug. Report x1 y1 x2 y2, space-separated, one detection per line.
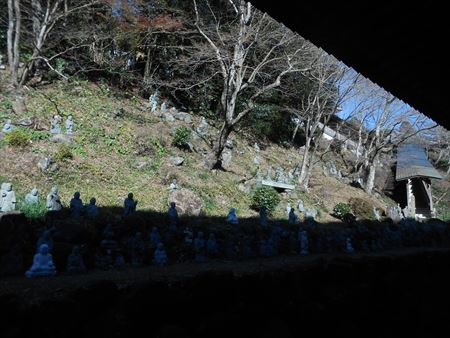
0 79 416 222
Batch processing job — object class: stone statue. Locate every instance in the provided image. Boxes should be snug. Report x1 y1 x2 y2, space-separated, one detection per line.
65 115 74 135
36 229 54 253
266 166 273 181
297 199 305 213
286 203 292 216
25 188 39 205
123 192 137 216
194 231 206 263
299 230 309 255
85 198 99 218
160 100 168 113
169 179 180 192
207 233 218 256
259 206 268 227
149 90 159 113
196 117 209 137
0 183 16 212
67 246 86 273
345 237 354 254
2 119 13 133
288 208 298 225
49 115 62 134
275 167 286 183
154 243 168 266
254 142 260 152
46 186 63 211
129 232 145 267
168 202 178 231
70 192 83 217
226 208 238 225
25 244 57 278
183 226 193 245
373 207 381 221
149 226 161 248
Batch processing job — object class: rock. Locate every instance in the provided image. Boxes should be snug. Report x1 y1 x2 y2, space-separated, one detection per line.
37 157 58 172
163 113 175 122
168 188 203 216
169 156 184 166
173 112 193 123
49 134 73 144
135 161 149 170
17 118 33 127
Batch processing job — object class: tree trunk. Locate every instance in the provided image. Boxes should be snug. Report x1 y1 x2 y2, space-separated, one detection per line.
298 137 311 185
205 122 233 170
7 0 14 74
12 0 21 87
364 162 376 195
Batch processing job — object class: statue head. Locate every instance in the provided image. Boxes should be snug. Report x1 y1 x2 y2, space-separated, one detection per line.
39 244 49 254
72 245 80 255
90 197 96 205
51 186 59 194
152 226 158 232
170 202 176 208
128 192 133 200
209 233 215 240
67 115 73 121
157 243 164 250
4 183 12 192
198 231 204 239
31 188 38 196
229 208 236 214
74 192 80 199
5 119 11 125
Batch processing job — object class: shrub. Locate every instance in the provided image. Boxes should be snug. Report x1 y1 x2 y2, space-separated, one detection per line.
251 186 280 214
333 202 352 220
55 144 74 162
172 127 192 150
4 128 31 147
349 197 373 219
20 199 47 219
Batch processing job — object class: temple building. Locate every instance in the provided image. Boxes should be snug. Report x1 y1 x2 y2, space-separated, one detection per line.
395 144 442 220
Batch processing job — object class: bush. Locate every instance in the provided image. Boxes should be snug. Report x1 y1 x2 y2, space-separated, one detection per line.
251 186 280 214
4 128 31 147
55 144 74 162
333 202 352 220
349 197 373 219
20 199 47 219
172 127 192 150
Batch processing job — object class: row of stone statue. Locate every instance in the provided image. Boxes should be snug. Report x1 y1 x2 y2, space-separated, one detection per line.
2 115 74 135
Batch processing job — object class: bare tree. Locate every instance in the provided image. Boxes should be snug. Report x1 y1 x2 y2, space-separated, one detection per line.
189 0 313 169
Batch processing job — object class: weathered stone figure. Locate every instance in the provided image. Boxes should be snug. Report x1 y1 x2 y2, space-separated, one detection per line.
149 226 161 248
50 115 62 134
37 229 54 253
154 243 168 266
123 192 137 216
194 231 206 263
67 246 86 273
266 166 273 181
207 233 218 256
160 100 168 113
288 208 298 225
260 206 268 227
65 115 74 135
345 237 355 254
2 119 13 133
25 244 57 278
226 208 239 225
0 183 16 212
299 230 309 255
169 179 180 192
85 198 99 218
286 203 292 216
149 90 159 113
297 199 305 213
70 192 83 217
129 232 145 267
25 188 39 205
168 202 178 230
196 116 209 137
46 186 63 211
